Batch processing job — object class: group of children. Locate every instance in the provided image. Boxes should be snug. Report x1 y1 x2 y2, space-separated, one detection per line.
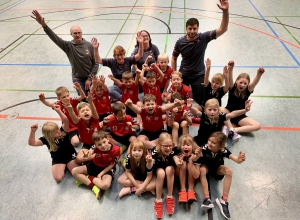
28 49 265 219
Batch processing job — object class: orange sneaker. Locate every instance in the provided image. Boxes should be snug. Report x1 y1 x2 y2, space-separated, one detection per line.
166 197 175 216
187 190 197 202
178 190 188 203
154 200 163 219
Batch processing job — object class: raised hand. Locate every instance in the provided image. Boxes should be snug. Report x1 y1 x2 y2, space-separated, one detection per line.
228 60 235 69
99 75 105 84
183 110 188 118
91 75 98 85
53 104 61 112
176 155 184 168
30 124 38 132
217 0 229 11
86 92 93 103
173 99 181 107
62 98 72 110
238 151 246 163
142 63 150 72
136 31 143 43
73 82 81 90
146 150 154 167
31 10 47 27
125 98 133 106
186 98 193 108
91 37 99 49
223 65 228 78
82 149 90 159
257 66 265 75
205 58 211 69
107 74 114 80
126 122 132 128
245 99 253 112
150 63 158 69
38 93 46 102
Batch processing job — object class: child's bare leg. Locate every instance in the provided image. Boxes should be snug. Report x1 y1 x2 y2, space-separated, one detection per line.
93 174 112 190
217 165 232 197
66 159 79 173
70 134 80 147
237 117 261 133
179 162 187 190
156 168 165 200
180 121 189 135
171 122 179 146
118 172 134 187
52 164 66 182
71 165 90 185
137 135 156 149
188 170 195 190
144 175 156 193
165 166 175 196
199 165 209 196
136 102 143 124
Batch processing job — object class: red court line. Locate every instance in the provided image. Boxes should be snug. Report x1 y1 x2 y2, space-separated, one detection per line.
1 114 299 131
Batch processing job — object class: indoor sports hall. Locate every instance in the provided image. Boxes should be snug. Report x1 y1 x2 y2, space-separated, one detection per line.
0 0 299 219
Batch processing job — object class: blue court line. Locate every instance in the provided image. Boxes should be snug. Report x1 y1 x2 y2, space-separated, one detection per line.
0 0 26 15
249 0 300 67
0 64 298 68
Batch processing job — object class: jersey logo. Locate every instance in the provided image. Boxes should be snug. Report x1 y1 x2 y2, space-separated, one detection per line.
85 49 89 54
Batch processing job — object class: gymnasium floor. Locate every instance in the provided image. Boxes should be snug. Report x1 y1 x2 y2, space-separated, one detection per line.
1 0 300 219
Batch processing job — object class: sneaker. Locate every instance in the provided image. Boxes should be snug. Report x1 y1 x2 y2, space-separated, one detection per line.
120 145 127 154
92 185 101 200
75 175 89 186
201 198 214 210
154 200 163 219
178 190 188 203
222 126 229 137
231 132 241 144
120 157 126 171
187 190 197 202
166 197 175 215
216 198 230 219
118 187 132 198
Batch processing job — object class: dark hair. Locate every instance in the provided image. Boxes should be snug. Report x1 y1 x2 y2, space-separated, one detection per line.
146 71 156 79
135 30 152 48
112 102 126 115
186 18 199 28
171 92 183 102
92 130 107 143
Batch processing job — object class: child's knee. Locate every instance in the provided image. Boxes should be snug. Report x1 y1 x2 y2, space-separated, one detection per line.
53 173 64 183
180 121 188 128
71 136 80 147
225 167 233 177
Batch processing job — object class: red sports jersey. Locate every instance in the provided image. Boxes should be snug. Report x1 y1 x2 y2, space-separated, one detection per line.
93 143 120 168
77 117 100 145
108 115 136 136
55 97 79 132
121 83 139 104
92 91 112 115
140 105 164 132
142 82 162 105
153 65 173 89
168 83 192 100
167 104 190 122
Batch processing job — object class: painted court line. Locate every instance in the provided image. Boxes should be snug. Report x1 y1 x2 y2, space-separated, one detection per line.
1 114 299 131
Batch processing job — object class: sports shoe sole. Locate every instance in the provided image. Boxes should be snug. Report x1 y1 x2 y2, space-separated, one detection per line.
216 198 230 220
201 204 214 210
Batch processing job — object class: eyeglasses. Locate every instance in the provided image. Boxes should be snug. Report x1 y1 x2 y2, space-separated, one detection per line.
161 145 173 149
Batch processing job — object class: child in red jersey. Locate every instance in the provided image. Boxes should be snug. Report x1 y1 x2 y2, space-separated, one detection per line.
167 71 192 102
125 94 181 150
108 71 143 117
118 140 156 198
139 63 164 105
65 93 100 164
38 83 85 147
100 102 139 151
167 93 192 148
72 131 120 200
90 75 112 122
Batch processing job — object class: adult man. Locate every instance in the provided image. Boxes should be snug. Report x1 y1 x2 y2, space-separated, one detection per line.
31 10 98 95
171 0 229 105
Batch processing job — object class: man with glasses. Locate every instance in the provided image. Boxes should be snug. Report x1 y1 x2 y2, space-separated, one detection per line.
31 10 98 95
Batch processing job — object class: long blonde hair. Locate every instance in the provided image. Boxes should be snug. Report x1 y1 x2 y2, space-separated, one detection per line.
42 122 65 152
204 98 220 124
179 134 197 153
129 141 147 175
234 73 250 99
156 132 172 156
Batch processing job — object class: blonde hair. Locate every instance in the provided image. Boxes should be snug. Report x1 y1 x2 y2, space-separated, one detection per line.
209 131 227 152
143 94 156 104
158 53 169 62
234 73 250 99
171 71 182 79
179 134 197 153
42 122 65 152
122 71 133 80
55 86 69 98
156 132 172 155
146 71 156 79
77 102 90 111
204 98 220 124
129 141 147 175
211 73 224 85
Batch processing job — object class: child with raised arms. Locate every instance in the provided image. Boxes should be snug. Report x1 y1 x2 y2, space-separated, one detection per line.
38 82 85 147
125 94 181 150
167 93 192 148
28 105 79 182
118 140 156 198
72 131 120 200
150 133 182 219
90 75 112 122
195 131 246 220
187 98 252 147
65 93 100 164
100 102 139 152
221 67 265 141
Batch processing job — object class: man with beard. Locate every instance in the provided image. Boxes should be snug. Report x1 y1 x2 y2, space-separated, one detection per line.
171 0 229 105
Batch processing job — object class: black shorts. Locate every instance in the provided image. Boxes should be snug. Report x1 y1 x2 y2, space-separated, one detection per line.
230 114 247 125
86 161 116 179
52 152 77 166
205 162 224 181
82 143 93 149
167 125 183 136
138 129 166 141
68 130 78 141
109 132 135 147
126 107 137 117
98 112 112 122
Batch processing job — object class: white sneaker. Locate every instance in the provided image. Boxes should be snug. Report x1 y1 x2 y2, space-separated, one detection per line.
230 131 241 144
222 126 229 137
